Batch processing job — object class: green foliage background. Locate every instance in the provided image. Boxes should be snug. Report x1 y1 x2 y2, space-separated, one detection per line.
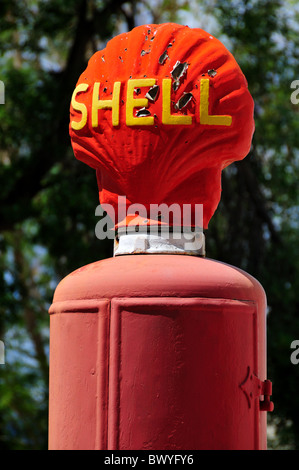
0 0 298 449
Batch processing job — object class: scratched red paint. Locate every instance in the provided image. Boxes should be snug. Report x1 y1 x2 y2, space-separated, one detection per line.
69 23 254 228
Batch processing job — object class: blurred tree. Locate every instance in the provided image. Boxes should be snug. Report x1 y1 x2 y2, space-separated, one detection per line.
0 0 298 449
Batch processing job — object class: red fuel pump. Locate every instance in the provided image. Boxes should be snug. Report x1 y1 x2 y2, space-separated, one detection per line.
48 23 273 450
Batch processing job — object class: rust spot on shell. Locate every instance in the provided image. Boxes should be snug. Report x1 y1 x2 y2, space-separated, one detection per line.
171 61 188 81
159 50 169 65
208 69 217 77
173 80 180 92
145 84 160 102
136 107 151 117
175 92 193 110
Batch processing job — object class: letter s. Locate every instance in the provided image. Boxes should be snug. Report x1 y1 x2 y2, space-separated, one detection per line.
71 83 89 130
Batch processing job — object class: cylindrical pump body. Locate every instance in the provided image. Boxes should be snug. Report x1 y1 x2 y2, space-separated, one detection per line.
48 253 271 450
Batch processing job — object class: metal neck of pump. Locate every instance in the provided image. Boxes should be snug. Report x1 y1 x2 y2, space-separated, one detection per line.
113 226 205 257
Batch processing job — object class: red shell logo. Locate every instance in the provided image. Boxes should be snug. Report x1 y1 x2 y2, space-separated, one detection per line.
69 23 254 229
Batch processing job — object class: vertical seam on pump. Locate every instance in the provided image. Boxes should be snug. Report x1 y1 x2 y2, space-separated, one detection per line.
107 300 112 449
95 309 100 450
116 304 121 450
107 301 121 450
105 300 111 450
95 301 110 450
253 308 259 449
